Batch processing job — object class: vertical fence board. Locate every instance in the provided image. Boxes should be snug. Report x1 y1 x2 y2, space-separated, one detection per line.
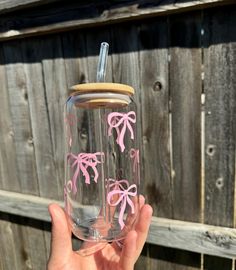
41 35 68 200
0 44 22 270
40 35 69 257
169 11 202 270
139 18 171 219
1 40 43 270
169 11 202 223
110 24 140 91
0 45 19 192
110 23 146 269
62 30 89 87
138 18 172 270
203 6 236 269
3 40 38 195
21 38 58 199
0 215 19 269
148 245 203 270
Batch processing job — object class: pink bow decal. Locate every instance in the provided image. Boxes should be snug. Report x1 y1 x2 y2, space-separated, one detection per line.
130 148 140 173
68 152 104 193
107 183 137 229
108 111 136 152
106 178 129 191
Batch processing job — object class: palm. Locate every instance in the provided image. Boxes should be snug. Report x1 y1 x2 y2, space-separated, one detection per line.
70 243 123 270
47 196 152 270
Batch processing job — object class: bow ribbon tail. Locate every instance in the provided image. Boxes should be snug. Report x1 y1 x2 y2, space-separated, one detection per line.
80 163 91 184
108 121 120 145
126 120 135 140
126 195 135 214
92 165 99 183
117 122 127 152
118 196 127 229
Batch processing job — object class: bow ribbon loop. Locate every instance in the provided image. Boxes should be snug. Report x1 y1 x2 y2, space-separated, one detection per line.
108 111 136 152
68 152 104 193
107 183 137 229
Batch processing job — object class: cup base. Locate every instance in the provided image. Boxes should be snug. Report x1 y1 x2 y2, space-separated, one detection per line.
71 217 126 242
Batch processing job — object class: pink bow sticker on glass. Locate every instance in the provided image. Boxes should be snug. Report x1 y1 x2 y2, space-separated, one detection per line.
67 152 104 193
107 111 136 152
106 178 129 191
107 181 137 229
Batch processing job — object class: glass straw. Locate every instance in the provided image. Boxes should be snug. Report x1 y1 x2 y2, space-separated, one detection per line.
96 42 109 82
96 42 109 227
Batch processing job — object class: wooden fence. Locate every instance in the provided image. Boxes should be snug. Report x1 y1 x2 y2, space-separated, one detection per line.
0 0 235 269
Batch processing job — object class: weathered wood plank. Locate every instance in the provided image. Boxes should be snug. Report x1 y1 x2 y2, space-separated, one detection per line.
169 11 202 223
148 219 236 260
138 18 172 270
0 0 234 41
203 5 236 269
203 1 236 229
134 244 149 270
148 245 202 270
3 40 39 195
139 18 172 218
0 189 236 259
61 30 89 88
0 190 61 221
169 11 202 270
0 44 19 192
0 214 20 269
41 35 68 199
0 42 37 268
0 0 57 14
1 39 52 267
21 38 59 199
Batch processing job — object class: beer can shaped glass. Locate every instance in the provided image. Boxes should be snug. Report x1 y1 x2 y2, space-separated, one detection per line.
64 82 140 245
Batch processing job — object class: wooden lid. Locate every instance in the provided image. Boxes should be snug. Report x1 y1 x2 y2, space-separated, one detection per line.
69 82 134 96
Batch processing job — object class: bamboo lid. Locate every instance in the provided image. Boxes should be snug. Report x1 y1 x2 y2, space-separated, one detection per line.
69 82 134 96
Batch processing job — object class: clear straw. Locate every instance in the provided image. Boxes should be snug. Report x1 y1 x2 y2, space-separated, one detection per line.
96 42 109 82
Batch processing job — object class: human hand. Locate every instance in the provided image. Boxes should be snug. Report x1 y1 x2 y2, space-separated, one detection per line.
47 195 153 270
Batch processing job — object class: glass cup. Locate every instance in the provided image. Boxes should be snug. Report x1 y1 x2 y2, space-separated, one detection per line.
64 82 140 254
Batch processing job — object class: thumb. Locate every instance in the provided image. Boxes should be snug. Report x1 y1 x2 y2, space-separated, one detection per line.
48 203 72 258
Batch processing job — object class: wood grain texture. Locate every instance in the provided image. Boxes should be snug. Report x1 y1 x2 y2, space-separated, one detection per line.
110 23 141 180
169 11 202 270
0 0 234 41
1 190 236 259
21 38 59 199
3 41 39 195
203 5 236 269
61 30 89 88
0 41 42 268
169 11 202 223
41 35 68 199
203 4 236 228
0 45 35 267
0 44 19 192
139 18 172 218
0 214 20 269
